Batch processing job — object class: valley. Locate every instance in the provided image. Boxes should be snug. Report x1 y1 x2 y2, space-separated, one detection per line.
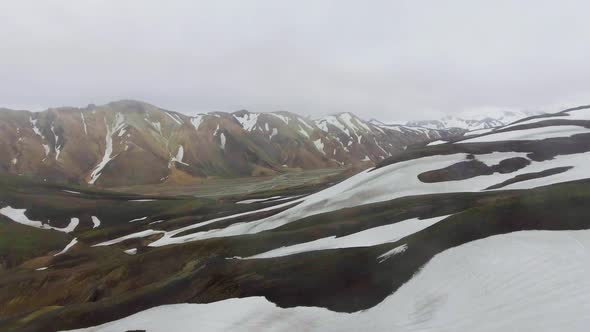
1 105 590 331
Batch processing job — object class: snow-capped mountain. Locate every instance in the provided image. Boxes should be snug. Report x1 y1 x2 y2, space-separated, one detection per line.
2 105 590 331
0 100 462 186
405 109 541 131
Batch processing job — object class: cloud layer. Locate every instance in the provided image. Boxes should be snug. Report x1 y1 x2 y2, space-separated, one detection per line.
2 0 590 121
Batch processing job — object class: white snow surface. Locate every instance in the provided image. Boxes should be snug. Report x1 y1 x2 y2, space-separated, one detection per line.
59 218 79 233
268 113 290 125
124 248 138 255
248 215 449 259
91 216 101 229
29 117 50 157
237 196 282 204
93 230 165 247
427 140 446 146
377 243 408 263
170 145 188 167
220 133 226 150
54 238 78 256
190 115 205 130
50 124 61 160
62 190 81 195
89 113 126 184
501 108 590 130
0 206 44 228
313 139 325 154
459 125 590 143
129 217 148 223
80 113 88 134
147 199 303 247
165 112 183 125
464 127 496 136
234 113 260 131
0 206 78 233
67 229 590 332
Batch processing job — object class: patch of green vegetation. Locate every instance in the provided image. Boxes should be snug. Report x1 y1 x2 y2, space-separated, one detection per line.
0 216 70 268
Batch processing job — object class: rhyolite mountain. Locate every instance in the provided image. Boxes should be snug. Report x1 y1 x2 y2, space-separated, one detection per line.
1 106 590 331
0 100 465 187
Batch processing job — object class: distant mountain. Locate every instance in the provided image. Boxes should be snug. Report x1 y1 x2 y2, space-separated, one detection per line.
0 100 464 187
405 110 541 131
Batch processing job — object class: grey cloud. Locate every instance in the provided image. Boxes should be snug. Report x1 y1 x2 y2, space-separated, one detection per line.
2 0 590 121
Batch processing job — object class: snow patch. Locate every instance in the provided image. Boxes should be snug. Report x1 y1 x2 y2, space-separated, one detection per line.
220 133 227 150
190 115 205 130
80 113 88 135
313 139 325 154
91 216 101 228
234 113 260 131
69 229 590 332
165 112 183 125
54 238 78 256
377 244 408 263
89 113 126 184
460 125 590 143
248 215 447 259
129 217 148 223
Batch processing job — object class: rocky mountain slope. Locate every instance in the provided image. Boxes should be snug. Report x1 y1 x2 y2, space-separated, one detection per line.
1 105 590 331
0 100 463 187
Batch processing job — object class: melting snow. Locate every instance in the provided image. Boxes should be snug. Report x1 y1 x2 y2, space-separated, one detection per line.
165 112 183 125
313 139 325 154
129 217 148 223
50 124 61 160
91 216 101 228
54 238 78 256
220 133 226 150
124 248 138 255
268 113 290 125
30 117 50 157
0 207 81 233
62 190 81 195
234 113 260 131
80 113 88 134
269 128 278 140
191 115 205 130
67 229 590 332
377 244 408 263
427 140 446 146
89 113 126 184
460 125 590 143
161 149 590 243
248 216 448 259
93 230 165 247
169 145 188 167
237 196 282 204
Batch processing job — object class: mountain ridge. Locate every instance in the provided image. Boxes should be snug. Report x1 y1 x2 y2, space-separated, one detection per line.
0 100 464 187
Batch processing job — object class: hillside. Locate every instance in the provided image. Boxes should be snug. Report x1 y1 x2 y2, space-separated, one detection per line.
0 100 463 187
0 105 589 331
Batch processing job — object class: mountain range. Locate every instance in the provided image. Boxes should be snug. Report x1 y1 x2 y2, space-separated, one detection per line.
404 109 539 131
1 105 589 331
0 100 466 187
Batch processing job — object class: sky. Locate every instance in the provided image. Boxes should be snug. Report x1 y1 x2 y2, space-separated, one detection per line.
2 0 590 122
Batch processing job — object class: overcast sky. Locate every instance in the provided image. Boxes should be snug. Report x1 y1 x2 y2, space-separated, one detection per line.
2 0 590 121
